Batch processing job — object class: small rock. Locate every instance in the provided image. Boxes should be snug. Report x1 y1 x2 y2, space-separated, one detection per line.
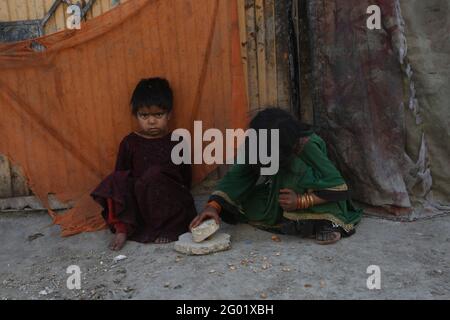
115 269 127 274
240 259 249 266
209 269 216 274
191 219 219 243
275 252 281 256
271 235 281 242
164 282 171 288
113 255 127 263
282 267 291 272
320 280 326 288
173 285 183 290
27 233 44 242
38 287 53 295
260 293 267 299
304 284 312 288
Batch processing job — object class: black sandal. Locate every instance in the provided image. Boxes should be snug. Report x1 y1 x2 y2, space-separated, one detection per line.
315 223 342 245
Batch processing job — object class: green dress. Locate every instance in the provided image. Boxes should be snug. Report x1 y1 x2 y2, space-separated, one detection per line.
209 133 362 233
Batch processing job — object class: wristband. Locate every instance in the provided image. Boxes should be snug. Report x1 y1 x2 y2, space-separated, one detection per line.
206 200 222 214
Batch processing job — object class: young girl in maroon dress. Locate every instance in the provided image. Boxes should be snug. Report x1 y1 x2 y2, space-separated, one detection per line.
91 78 197 251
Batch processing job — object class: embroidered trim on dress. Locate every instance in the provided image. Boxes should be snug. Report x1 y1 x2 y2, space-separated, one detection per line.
323 184 349 191
283 211 355 232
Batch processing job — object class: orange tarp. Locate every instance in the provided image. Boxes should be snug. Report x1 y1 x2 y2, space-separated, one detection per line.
0 0 248 236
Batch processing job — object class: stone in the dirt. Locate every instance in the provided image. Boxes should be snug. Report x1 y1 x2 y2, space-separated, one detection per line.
39 287 53 295
191 219 219 243
174 232 231 255
27 233 44 242
113 255 127 263
271 235 281 242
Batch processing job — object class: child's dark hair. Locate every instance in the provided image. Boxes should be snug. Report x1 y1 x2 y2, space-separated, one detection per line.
246 107 313 171
130 78 173 115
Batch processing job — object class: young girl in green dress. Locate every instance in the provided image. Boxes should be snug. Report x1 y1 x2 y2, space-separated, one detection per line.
190 108 362 245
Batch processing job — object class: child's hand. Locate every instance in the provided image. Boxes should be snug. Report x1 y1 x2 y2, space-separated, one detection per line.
189 207 220 231
279 188 298 212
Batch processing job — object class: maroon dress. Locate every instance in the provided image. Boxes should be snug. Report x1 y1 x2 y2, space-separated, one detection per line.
91 132 197 243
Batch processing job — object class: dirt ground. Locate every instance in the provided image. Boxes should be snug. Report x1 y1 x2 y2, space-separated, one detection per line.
1 200 449 300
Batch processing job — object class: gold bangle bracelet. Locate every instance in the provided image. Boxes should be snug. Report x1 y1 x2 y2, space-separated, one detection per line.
307 194 314 208
306 195 311 209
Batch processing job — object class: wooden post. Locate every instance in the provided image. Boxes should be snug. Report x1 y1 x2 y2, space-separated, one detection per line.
274 0 293 112
242 0 260 111
237 0 293 113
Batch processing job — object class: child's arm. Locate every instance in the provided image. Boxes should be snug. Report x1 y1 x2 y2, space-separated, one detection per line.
114 139 132 171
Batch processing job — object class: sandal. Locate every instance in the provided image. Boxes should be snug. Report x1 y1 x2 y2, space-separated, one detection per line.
315 224 342 245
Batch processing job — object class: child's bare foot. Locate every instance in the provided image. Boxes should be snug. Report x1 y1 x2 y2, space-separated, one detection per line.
109 233 127 251
154 237 172 244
